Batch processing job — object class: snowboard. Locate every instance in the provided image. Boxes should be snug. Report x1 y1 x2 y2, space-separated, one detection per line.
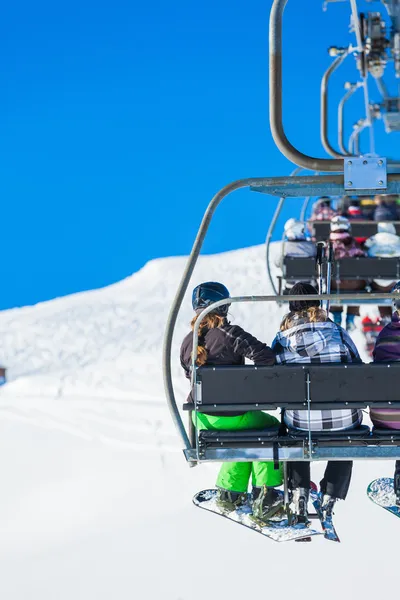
367 477 400 518
193 489 322 542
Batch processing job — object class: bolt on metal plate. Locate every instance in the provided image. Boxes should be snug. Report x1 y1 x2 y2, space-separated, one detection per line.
344 157 387 190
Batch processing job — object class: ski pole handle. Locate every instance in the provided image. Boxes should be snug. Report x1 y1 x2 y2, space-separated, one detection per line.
316 242 326 295
316 242 326 266
327 241 334 265
326 242 333 313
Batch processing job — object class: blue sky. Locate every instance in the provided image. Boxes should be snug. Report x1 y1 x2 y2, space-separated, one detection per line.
1 0 399 309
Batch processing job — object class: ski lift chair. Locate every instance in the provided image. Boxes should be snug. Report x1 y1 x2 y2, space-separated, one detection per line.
311 220 400 241
177 294 400 509
163 0 400 490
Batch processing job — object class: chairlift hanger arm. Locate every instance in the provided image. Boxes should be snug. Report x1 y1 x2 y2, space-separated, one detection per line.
321 51 352 158
265 167 303 298
269 0 395 166
270 0 343 171
338 83 363 154
348 119 368 153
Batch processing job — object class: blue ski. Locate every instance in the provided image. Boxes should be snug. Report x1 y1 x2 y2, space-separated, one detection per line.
310 483 340 542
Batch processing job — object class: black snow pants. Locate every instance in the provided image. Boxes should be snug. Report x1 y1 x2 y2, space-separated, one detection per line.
288 461 353 500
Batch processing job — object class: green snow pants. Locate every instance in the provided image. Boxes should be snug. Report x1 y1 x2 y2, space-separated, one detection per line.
194 411 283 493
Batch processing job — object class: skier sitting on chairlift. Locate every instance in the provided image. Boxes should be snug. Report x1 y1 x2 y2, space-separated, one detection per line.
365 222 400 321
275 218 317 291
373 195 399 222
271 282 363 524
329 215 366 331
180 282 283 521
371 281 400 506
309 197 337 221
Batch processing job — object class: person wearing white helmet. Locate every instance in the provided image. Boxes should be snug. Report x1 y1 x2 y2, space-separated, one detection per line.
329 216 366 331
365 222 400 258
275 219 317 291
365 222 400 320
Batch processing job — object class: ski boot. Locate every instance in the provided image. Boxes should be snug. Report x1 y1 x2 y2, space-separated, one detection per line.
332 312 342 327
291 487 310 525
251 485 283 522
345 314 356 332
321 494 337 520
216 489 247 513
394 470 400 507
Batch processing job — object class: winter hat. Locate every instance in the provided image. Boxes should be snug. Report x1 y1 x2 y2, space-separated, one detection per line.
289 282 321 313
284 218 305 241
331 215 351 233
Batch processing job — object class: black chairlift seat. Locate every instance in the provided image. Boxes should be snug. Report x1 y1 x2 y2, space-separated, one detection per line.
333 257 400 280
184 363 400 462
199 425 371 444
311 221 400 241
283 256 400 282
189 363 400 413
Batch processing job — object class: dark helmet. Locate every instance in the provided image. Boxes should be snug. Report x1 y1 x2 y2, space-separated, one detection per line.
288 282 320 313
391 281 400 311
192 282 230 315
316 196 331 208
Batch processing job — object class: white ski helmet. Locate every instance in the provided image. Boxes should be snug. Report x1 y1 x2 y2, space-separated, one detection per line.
284 218 305 241
378 222 396 235
330 215 351 233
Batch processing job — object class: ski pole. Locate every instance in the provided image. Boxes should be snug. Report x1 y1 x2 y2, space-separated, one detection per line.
316 242 326 295
326 241 333 314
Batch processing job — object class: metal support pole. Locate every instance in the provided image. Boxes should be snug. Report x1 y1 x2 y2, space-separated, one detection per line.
283 462 291 521
316 242 326 295
300 196 312 222
338 83 362 155
321 52 350 158
266 197 285 297
349 122 367 155
265 167 302 297
376 77 389 100
306 372 312 463
326 242 334 314
349 0 375 154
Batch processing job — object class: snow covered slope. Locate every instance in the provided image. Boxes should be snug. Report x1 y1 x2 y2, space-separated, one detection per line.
0 243 394 600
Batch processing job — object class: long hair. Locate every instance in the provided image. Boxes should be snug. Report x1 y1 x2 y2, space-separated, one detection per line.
280 307 327 331
191 312 226 366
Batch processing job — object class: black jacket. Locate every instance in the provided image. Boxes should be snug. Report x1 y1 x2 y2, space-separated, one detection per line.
180 321 275 408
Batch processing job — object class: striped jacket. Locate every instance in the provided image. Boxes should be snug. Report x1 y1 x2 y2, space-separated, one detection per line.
272 315 363 431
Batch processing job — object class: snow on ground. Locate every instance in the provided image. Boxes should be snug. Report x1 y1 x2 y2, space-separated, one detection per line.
0 242 395 600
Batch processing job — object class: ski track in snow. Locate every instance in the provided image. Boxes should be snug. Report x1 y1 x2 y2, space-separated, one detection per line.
0 242 395 600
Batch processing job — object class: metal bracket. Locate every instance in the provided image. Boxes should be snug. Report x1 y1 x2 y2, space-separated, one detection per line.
194 381 202 405
304 440 318 459
344 157 387 190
